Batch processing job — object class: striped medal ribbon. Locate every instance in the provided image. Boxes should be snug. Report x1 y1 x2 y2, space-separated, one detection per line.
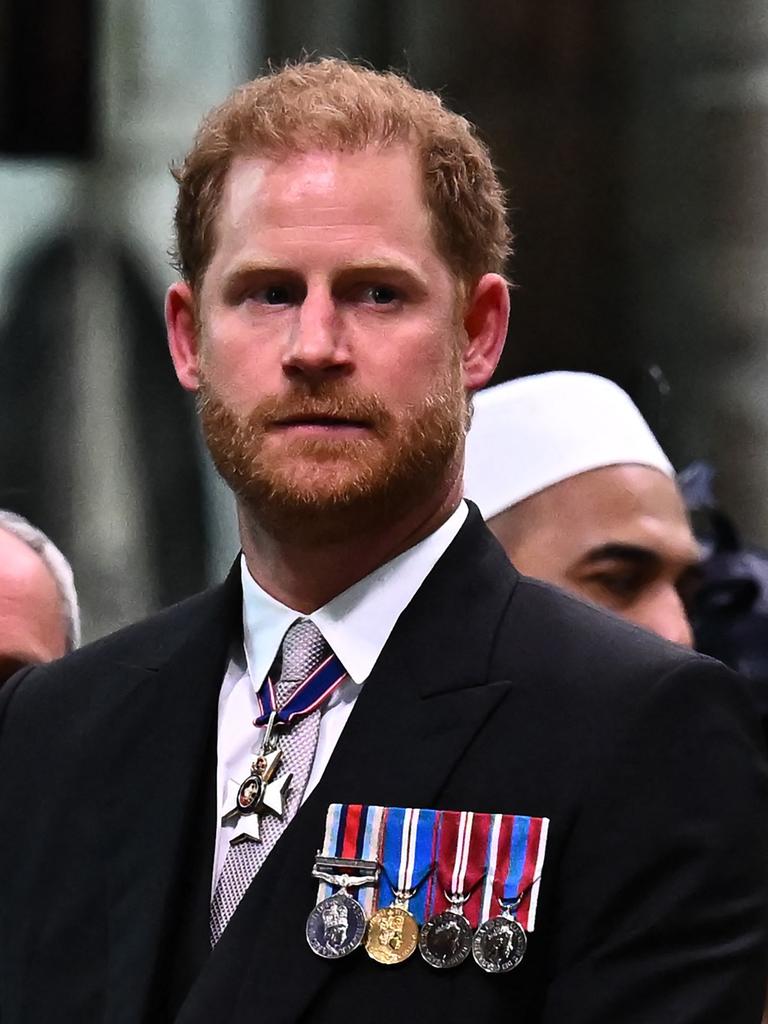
419 810 490 969
254 653 347 726
365 806 438 966
306 804 383 960
472 813 550 973
315 804 386 916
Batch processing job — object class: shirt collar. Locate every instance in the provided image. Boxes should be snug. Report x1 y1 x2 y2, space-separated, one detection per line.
240 501 468 690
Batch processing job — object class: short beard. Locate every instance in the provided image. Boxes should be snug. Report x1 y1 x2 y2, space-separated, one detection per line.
197 365 468 544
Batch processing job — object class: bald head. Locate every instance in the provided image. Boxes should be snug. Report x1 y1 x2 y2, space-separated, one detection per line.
0 525 70 673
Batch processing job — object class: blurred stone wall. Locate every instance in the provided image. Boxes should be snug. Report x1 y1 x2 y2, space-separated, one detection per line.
621 1 768 543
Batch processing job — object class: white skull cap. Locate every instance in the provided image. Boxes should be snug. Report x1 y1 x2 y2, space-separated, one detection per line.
464 371 675 521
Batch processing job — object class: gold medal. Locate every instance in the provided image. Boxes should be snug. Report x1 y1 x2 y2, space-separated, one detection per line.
364 904 419 965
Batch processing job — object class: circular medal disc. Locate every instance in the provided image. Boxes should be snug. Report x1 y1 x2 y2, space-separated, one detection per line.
236 775 263 815
418 910 473 969
364 905 419 965
472 915 527 973
306 893 367 959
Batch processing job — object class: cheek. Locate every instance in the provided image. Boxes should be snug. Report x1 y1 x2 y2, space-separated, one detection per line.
354 318 458 387
200 315 284 401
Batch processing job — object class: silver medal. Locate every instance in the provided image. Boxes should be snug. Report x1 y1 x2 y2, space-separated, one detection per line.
419 892 473 969
306 892 368 959
472 902 527 973
306 858 380 960
221 713 291 837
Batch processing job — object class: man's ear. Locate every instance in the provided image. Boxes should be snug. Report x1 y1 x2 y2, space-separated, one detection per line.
166 281 202 392
461 273 510 391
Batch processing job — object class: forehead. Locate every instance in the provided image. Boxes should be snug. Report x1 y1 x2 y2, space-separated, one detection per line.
537 465 698 563
0 527 51 587
210 146 438 268
0 528 63 662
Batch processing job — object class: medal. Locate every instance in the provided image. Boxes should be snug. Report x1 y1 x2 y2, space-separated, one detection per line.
419 810 488 969
419 892 474 969
365 806 438 966
472 898 527 973
222 651 348 835
306 892 367 959
307 805 387 959
306 856 379 960
472 813 550 972
221 712 291 837
478 812 549 935
314 804 388 918
365 902 420 965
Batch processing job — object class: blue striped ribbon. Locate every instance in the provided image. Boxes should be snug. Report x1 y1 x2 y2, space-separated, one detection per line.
255 653 347 726
504 815 532 902
378 806 438 925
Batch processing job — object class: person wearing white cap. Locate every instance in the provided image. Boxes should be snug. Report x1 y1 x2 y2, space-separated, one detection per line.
464 372 700 645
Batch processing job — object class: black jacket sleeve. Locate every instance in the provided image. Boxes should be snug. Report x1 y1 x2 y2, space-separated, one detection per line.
542 657 768 1023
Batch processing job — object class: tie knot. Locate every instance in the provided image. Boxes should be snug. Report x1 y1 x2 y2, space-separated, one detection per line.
276 618 330 701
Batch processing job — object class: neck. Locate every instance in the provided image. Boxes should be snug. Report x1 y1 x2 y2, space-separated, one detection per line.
238 478 463 613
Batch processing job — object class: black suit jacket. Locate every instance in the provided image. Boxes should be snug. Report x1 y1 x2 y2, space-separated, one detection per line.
1 507 767 1023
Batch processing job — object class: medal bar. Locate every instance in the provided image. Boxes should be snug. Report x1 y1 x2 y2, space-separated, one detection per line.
314 856 379 876
306 804 550 972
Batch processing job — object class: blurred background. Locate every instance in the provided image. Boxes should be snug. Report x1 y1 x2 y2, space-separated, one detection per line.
2 0 767 642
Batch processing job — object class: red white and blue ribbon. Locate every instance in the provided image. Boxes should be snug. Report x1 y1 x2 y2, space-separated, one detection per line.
479 813 549 932
425 810 491 928
255 652 347 726
316 803 386 916
377 807 439 925
315 805 549 931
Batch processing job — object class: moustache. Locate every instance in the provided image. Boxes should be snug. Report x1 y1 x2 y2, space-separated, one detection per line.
199 384 392 435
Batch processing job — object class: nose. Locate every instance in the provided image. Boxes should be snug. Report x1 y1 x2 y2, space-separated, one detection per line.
282 287 351 380
637 585 694 647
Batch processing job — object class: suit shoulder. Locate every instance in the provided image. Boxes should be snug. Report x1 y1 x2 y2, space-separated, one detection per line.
488 577 764 805
0 579 236 714
496 573 728 694
69 582 233 669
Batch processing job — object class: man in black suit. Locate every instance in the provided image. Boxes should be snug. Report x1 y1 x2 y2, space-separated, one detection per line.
0 58 766 1023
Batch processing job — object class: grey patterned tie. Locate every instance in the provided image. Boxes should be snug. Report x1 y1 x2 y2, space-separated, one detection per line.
210 618 331 944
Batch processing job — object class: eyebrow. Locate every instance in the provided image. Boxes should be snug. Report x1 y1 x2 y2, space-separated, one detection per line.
223 258 430 291
580 544 661 568
579 542 701 573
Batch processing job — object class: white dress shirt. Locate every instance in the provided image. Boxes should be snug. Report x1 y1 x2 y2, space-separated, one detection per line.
212 501 468 889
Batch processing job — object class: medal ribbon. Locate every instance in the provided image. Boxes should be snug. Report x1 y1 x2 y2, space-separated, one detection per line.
426 810 491 928
314 806 550 932
316 803 385 916
479 813 550 932
377 806 439 925
255 652 348 726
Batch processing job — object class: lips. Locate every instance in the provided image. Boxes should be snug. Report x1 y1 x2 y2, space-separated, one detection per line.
271 414 371 429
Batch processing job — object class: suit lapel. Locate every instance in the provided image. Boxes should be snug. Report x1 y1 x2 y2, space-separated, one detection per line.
104 567 242 1024
177 509 522 1023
